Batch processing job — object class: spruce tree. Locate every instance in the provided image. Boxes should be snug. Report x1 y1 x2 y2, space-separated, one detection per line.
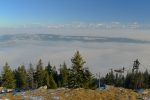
44 71 50 88
114 73 125 87
68 51 85 88
82 67 96 89
52 66 58 86
105 69 115 85
49 74 57 89
43 70 57 89
27 63 34 89
45 62 53 75
15 65 27 89
45 62 58 88
60 62 68 87
143 69 149 88
2 62 16 89
68 51 94 88
36 59 44 87
0 76 2 87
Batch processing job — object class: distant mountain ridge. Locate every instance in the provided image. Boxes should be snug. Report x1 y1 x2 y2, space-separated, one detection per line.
0 34 149 44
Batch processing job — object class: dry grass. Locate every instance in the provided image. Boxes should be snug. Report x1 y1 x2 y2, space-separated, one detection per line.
0 93 22 100
23 87 142 100
0 87 146 100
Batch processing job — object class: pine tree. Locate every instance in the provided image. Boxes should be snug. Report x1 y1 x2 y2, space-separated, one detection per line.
143 69 149 88
68 51 94 88
43 70 57 89
27 63 34 89
52 66 58 86
0 76 2 87
2 62 16 89
135 72 144 89
49 74 57 89
45 62 58 88
36 59 44 87
124 72 132 89
60 62 68 87
125 72 144 89
68 51 85 88
44 71 50 88
105 69 115 85
45 62 53 75
82 67 96 89
15 65 27 89
114 73 125 87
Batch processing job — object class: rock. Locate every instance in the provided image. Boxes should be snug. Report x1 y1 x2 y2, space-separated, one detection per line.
53 96 59 100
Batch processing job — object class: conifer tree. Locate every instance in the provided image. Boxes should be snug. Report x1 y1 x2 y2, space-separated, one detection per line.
27 63 34 89
45 62 53 75
49 74 57 89
52 66 59 86
60 62 68 87
43 70 57 89
143 69 149 88
45 62 58 88
2 62 16 89
82 67 96 89
114 73 125 87
68 51 85 88
15 65 27 89
44 71 50 88
0 76 2 87
68 51 94 88
36 59 44 87
105 69 115 85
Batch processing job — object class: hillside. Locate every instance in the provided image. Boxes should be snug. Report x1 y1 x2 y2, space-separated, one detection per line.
1 87 150 100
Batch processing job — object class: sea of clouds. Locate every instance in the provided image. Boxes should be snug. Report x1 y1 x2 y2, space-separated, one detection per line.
0 22 150 75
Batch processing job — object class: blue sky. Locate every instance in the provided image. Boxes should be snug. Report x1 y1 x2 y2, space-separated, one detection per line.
0 0 150 27
0 0 150 73
0 0 150 37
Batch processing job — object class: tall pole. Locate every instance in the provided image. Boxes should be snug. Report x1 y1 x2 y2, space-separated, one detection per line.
96 72 100 88
98 72 100 88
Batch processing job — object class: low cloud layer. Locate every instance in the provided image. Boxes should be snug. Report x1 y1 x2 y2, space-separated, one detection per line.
1 22 150 42
0 34 149 75
0 34 150 44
